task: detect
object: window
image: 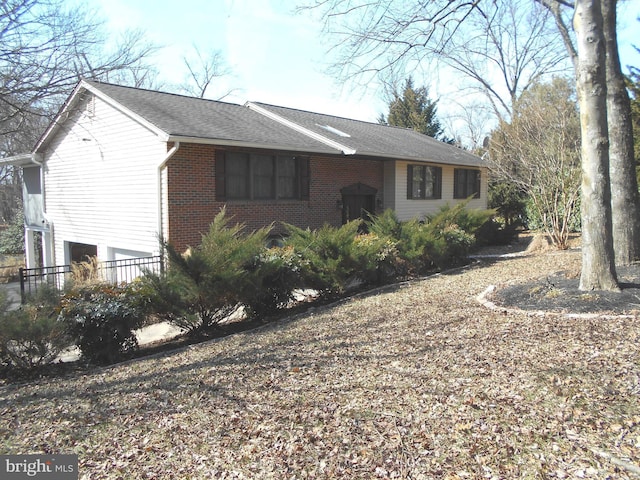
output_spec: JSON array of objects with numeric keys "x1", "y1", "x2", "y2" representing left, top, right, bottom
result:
[
  {"x1": 216, "y1": 152, "x2": 310, "y2": 201},
  {"x1": 277, "y1": 156, "x2": 298, "y2": 199},
  {"x1": 225, "y1": 152, "x2": 250, "y2": 199},
  {"x1": 253, "y1": 154, "x2": 274, "y2": 199},
  {"x1": 68, "y1": 242, "x2": 97, "y2": 264},
  {"x1": 407, "y1": 164, "x2": 442, "y2": 199},
  {"x1": 454, "y1": 168, "x2": 481, "y2": 199}
]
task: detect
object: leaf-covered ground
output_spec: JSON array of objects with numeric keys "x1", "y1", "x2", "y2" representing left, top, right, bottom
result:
[{"x1": 1, "y1": 249, "x2": 639, "y2": 479}]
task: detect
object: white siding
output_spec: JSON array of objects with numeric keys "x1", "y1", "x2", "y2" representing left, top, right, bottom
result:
[
  {"x1": 43, "y1": 94, "x2": 166, "y2": 265},
  {"x1": 393, "y1": 161, "x2": 488, "y2": 221},
  {"x1": 383, "y1": 160, "x2": 396, "y2": 210}
]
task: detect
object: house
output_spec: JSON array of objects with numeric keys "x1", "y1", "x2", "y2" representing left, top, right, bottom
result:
[{"x1": 2, "y1": 80, "x2": 487, "y2": 270}]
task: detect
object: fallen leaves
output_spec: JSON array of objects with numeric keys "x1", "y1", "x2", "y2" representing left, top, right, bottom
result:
[{"x1": 0, "y1": 249, "x2": 639, "y2": 478}]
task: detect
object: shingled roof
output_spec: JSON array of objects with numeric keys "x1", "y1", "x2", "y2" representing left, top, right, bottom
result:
[
  {"x1": 247, "y1": 102, "x2": 484, "y2": 167},
  {"x1": 36, "y1": 80, "x2": 485, "y2": 168}
]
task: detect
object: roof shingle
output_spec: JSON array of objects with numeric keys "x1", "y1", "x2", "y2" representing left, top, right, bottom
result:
[{"x1": 69, "y1": 81, "x2": 485, "y2": 167}]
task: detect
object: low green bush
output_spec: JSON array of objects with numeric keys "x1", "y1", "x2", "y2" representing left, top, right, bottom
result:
[
  {"x1": 243, "y1": 245, "x2": 304, "y2": 319},
  {"x1": 422, "y1": 202, "x2": 494, "y2": 268},
  {"x1": 58, "y1": 282, "x2": 150, "y2": 365},
  {"x1": 351, "y1": 232, "x2": 399, "y2": 285},
  {"x1": 475, "y1": 218, "x2": 520, "y2": 246},
  {"x1": 146, "y1": 209, "x2": 272, "y2": 334},
  {"x1": 0, "y1": 286, "x2": 69, "y2": 371},
  {"x1": 284, "y1": 221, "x2": 399, "y2": 297},
  {"x1": 369, "y1": 204, "x2": 493, "y2": 273},
  {"x1": 145, "y1": 204, "x2": 493, "y2": 336},
  {"x1": 285, "y1": 221, "x2": 359, "y2": 297},
  {"x1": 368, "y1": 210, "x2": 430, "y2": 275}
]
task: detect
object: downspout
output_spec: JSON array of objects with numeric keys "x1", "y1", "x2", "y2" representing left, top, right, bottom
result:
[
  {"x1": 157, "y1": 142, "x2": 180, "y2": 254},
  {"x1": 30, "y1": 154, "x2": 56, "y2": 267}
]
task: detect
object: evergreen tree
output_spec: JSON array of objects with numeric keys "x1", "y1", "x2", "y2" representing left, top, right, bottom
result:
[{"x1": 379, "y1": 78, "x2": 452, "y2": 143}]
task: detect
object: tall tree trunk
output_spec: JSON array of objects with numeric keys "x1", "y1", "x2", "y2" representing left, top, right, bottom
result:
[
  {"x1": 574, "y1": 0, "x2": 619, "y2": 291},
  {"x1": 602, "y1": 0, "x2": 640, "y2": 266}
]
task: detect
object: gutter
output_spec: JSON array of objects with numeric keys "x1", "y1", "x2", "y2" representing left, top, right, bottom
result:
[
  {"x1": 164, "y1": 135, "x2": 337, "y2": 155},
  {"x1": 0, "y1": 153, "x2": 42, "y2": 167},
  {"x1": 157, "y1": 141, "x2": 180, "y2": 251}
]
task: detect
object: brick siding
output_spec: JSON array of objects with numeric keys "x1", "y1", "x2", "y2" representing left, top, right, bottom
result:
[{"x1": 165, "y1": 143, "x2": 384, "y2": 251}]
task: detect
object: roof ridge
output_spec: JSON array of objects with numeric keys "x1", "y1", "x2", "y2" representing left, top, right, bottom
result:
[
  {"x1": 247, "y1": 102, "x2": 356, "y2": 155},
  {"x1": 83, "y1": 79, "x2": 244, "y2": 108},
  {"x1": 249, "y1": 101, "x2": 383, "y2": 126},
  {"x1": 249, "y1": 100, "x2": 451, "y2": 138}
]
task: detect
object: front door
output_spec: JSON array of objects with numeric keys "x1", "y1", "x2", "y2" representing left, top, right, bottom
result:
[{"x1": 340, "y1": 183, "x2": 377, "y2": 224}]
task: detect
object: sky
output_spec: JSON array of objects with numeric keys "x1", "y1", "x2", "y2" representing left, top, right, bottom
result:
[
  {"x1": 93, "y1": 0, "x2": 386, "y2": 120},
  {"x1": 92, "y1": 0, "x2": 640, "y2": 142}
]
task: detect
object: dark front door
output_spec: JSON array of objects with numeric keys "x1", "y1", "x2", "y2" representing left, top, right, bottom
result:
[
  {"x1": 342, "y1": 194, "x2": 375, "y2": 223},
  {"x1": 340, "y1": 183, "x2": 378, "y2": 224}
]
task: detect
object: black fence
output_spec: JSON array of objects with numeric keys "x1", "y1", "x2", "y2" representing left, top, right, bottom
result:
[{"x1": 19, "y1": 255, "x2": 164, "y2": 303}]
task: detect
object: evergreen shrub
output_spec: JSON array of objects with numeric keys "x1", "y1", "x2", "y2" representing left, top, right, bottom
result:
[
  {"x1": 59, "y1": 282, "x2": 150, "y2": 365},
  {"x1": 243, "y1": 245, "x2": 304, "y2": 319},
  {"x1": 0, "y1": 286, "x2": 68, "y2": 371},
  {"x1": 423, "y1": 203, "x2": 494, "y2": 267},
  {"x1": 285, "y1": 221, "x2": 367, "y2": 297},
  {"x1": 146, "y1": 209, "x2": 272, "y2": 334}
]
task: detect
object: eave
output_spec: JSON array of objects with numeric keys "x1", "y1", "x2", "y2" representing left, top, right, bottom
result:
[{"x1": 0, "y1": 153, "x2": 44, "y2": 167}]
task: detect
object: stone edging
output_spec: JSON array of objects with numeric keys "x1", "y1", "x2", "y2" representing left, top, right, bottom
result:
[{"x1": 476, "y1": 284, "x2": 638, "y2": 320}]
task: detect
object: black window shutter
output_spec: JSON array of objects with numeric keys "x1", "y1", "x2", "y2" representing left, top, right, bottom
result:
[
  {"x1": 475, "y1": 170, "x2": 481, "y2": 198},
  {"x1": 407, "y1": 165, "x2": 414, "y2": 199},
  {"x1": 453, "y1": 169, "x2": 460, "y2": 198},
  {"x1": 435, "y1": 167, "x2": 442, "y2": 199},
  {"x1": 299, "y1": 157, "x2": 310, "y2": 200},
  {"x1": 216, "y1": 151, "x2": 226, "y2": 200}
]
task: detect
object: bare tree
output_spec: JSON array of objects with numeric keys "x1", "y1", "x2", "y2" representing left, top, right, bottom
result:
[
  {"x1": 179, "y1": 46, "x2": 236, "y2": 100},
  {"x1": 538, "y1": 0, "x2": 639, "y2": 271},
  {"x1": 573, "y1": 0, "x2": 618, "y2": 290},
  {"x1": 489, "y1": 77, "x2": 581, "y2": 249},
  {"x1": 302, "y1": 0, "x2": 569, "y2": 122},
  {"x1": 602, "y1": 0, "x2": 640, "y2": 266}
]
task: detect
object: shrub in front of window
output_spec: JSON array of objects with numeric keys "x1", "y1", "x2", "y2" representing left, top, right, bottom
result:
[
  {"x1": 423, "y1": 202, "x2": 494, "y2": 267},
  {"x1": 149, "y1": 208, "x2": 272, "y2": 335},
  {"x1": 369, "y1": 205, "x2": 493, "y2": 273},
  {"x1": 352, "y1": 233, "x2": 399, "y2": 285},
  {"x1": 243, "y1": 245, "x2": 305, "y2": 319},
  {"x1": 368, "y1": 209, "x2": 433, "y2": 275}
]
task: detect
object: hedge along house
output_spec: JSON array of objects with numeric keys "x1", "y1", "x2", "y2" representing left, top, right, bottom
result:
[{"x1": 1, "y1": 80, "x2": 487, "y2": 270}]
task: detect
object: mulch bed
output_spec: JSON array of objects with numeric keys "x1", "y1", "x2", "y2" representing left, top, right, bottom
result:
[{"x1": 491, "y1": 263, "x2": 640, "y2": 315}]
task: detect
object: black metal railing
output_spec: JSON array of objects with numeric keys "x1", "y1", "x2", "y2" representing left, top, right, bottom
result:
[{"x1": 19, "y1": 255, "x2": 164, "y2": 303}]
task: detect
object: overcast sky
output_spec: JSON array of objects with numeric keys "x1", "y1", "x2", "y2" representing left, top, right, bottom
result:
[{"x1": 93, "y1": 0, "x2": 640, "y2": 140}]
